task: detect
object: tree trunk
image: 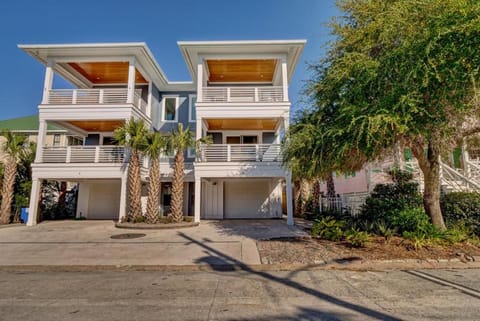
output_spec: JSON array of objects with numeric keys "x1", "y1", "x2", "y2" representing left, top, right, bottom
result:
[
  {"x1": 0, "y1": 158, "x2": 17, "y2": 224},
  {"x1": 57, "y1": 181, "x2": 67, "y2": 212},
  {"x1": 326, "y1": 172, "x2": 336, "y2": 198},
  {"x1": 312, "y1": 178, "x2": 321, "y2": 210},
  {"x1": 411, "y1": 139, "x2": 446, "y2": 230},
  {"x1": 128, "y1": 151, "x2": 142, "y2": 222},
  {"x1": 170, "y1": 148, "x2": 184, "y2": 223},
  {"x1": 299, "y1": 179, "x2": 310, "y2": 215},
  {"x1": 146, "y1": 158, "x2": 160, "y2": 223},
  {"x1": 293, "y1": 180, "x2": 302, "y2": 217}
]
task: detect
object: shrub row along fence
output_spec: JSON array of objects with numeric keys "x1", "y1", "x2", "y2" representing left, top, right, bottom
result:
[{"x1": 318, "y1": 192, "x2": 369, "y2": 216}]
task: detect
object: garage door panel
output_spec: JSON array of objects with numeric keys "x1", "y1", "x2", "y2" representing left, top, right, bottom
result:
[
  {"x1": 88, "y1": 181, "x2": 121, "y2": 220},
  {"x1": 224, "y1": 180, "x2": 270, "y2": 219}
]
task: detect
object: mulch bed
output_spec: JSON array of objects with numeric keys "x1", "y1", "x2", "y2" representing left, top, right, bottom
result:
[{"x1": 257, "y1": 236, "x2": 480, "y2": 264}]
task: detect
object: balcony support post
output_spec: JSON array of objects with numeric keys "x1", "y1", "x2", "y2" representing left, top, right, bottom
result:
[
  {"x1": 27, "y1": 178, "x2": 42, "y2": 226},
  {"x1": 194, "y1": 177, "x2": 201, "y2": 223},
  {"x1": 147, "y1": 81, "x2": 152, "y2": 117},
  {"x1": 127, "y1": 58, "x2": 136, "y2": 104},
  {"x1": 35, "y1": 120, "x2": 47, "y2": 163},
  {"x1": 281, "y1": 56, "x2": 289, "y2": 102},
  {"x1": 66, "y1": 146, "x2": 72, "y2": 163},
  {"x1": 118, "y1": 171, "x2": 128, "y2": 223},
  {"x1": 41, "y1": 59, "x2": 54, "y2": 104},
  {"x1": 227, "y1": 145, "x2": 231, "y2": 162},
  {"x1": 286, "y1": 172, "x2": 294, "y2": 226},
  {"x1": 197, "y1": 58, "x2": 204, "y2": 102}
]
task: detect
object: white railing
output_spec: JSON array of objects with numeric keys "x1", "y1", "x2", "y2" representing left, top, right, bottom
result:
[
  {"x1": 319, "y1": 192, "x2": 369, "y2": 216},
  {"x1": 440, "y1": 161, "x2": 480, "y2": 192},
  {"x1": 197, "y1": 144, "x2": 281, "y2": 162},
  {"x1": 46, "y1": 89, "x2": 147, "y2": 113},
  {"x1": 42, "y1": 146, "x2": 125, "y2": 164},
  {"x1": 201, "y1": 86, "x2": 284, "y2": 103}
]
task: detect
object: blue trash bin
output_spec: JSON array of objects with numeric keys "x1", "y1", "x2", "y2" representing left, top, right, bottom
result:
[{"x1": 20, "y1": 208, "x2": 29, "y2": 224}]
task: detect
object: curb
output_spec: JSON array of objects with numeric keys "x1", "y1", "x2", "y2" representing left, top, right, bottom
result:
[
  {"x1": 1, "y1": 259, "x2": 479, "y2": 273},
  {"x1": 115, "y1": 222, "x2": 199, "y2": 230}
]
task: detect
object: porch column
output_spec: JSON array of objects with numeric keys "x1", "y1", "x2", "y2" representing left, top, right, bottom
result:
[
  {"x1": 35, "y1": 120, "x2": 47, "y2": 163},
  {"x1": 281, "y1": 56, "x2": 289, "y2": 102},
  {"x1": 197, "y1": 57, "x2": 203, "y2": 102},
  {"x1": 194, "y1": 177, "x2": 201, "y2": 223},
  {"x1": 41, "y1": 59, "x2": 54, "y2": 104},
  {"x1": 118, "y1": 173, "x2": 128, "y2": 222},
  {"x1": 462, "y1": 138, "x2": 470, "y2": 177},
  {"x1": 127, "y1": 58, "x2": 136, "y2": 104},
  {"x1": 286, "y1": 172, "x2": 294, "y2": 226},
  {"x1": 147, "y1": 81, "x2": 153, "y2": 118},
  {"x1": 27, "y1": 178, "x2": 42, "y2": 226}
]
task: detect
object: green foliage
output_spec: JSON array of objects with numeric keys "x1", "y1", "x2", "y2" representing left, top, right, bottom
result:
[
  {"x1": 440, "y1": 192, "x2": 480, "y2": 235},
  {"x1": 345, "y1": 228, "x2": 370, "y2": 247},
  {"x1": 390, "y1": 208, "x2": 431, "y2": 234},
  {"x1": 113, "y1": 117, "x2": 148, "y2": 152},
  {"x1": 443, "y1": 222, "x2": 477, "y2": 244},
  {"x1": 359, "y1": 169, "x2": 422, "y2": 222},
  {"x1": 311, "y1": 216, "x2": 345, "y2": 241}
]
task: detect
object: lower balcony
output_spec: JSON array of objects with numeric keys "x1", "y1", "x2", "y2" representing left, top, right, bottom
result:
[
  {"x1": 197, "y1": 144, "x2": 282, "y2": 162},
  {"x1": 41, "y1": 146, "x2": 125, "y2": 164}
]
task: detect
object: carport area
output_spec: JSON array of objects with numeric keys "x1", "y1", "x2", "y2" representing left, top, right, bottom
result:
[{"x1": 0, "y1": 220, "x2": 306, "y2": 266}]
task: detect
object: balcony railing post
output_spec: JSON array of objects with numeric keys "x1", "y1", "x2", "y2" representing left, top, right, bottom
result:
[
  {"x1": 254, "y1": 88, "x2": 259, "y2": 102},
  {"x1": 99, "y1": 89, "x2": 104, "y2": 104},
  {"x1": 94, "y1": 146, "x2": 100, "y2": 163},
  {"x1": 227, "y1": 145, "x2": 231, "y2": 162},
  {"x1": 255, "y1": 144, "x2": 260, "y2": 161},
  {"x1": 72, "y1": 90, "x2": 77, "y2": 104},
  {"x1": 66, "y1": 146, "x2": 71, "y2": 163},
  {"x1": 227, "y1": 88, "x2": 231, "y2": 102}
]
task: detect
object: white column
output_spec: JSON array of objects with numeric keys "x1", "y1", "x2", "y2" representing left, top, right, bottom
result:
[
  {"x1": 196, "y1": 117, "x2": 203, "y2": 140},
  {"x1": 41, "y1": 59, "x2": 54, "y2": 104},
  {"x1": 281, "y1": 57, "x2": 289, "y2": 102},
  {"x1": 118, "y1": 173, "x2": 128, "y2": 222},
  {"x1": 197, "y1": 59, "x2": 204, "y2": 102},
  {"x1": 462, "y1": 138, "x2": 471, "y2": 177},
  {"x1": 147, "y1": 81, "x2": 153, "y2": 118},
  {"x1": 194, "y1": 177, "x2": 201, "y2": 223},
  {"x1": 286, "y1": 172, "x2": 294, "y2": 226},
  {"x1": 35, "y1": 120, "x2": 47, "y2": 163},
  {"x1": 76, "y1": 182, "x2": 90, "y2": 219},
  {"x1": 127, "y1": 58, "x2": 136, "y2": 104},
  {"x1": 27, "y1": 178, "x2": 41, "y2": 226}
]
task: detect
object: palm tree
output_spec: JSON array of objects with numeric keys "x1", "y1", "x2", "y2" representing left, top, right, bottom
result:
[
  {"x1": 144, "y1": 131, "x2": 168, "y2": 223},
  {"x1": 113, "y1": 118, "x2": 148, "y2": 222},
  {"x1": 169, "y1": 124, "x2": 211, "y2": 223},
  {"x1": 0, "y1": 131, "x2": 27, "y2": 224}
]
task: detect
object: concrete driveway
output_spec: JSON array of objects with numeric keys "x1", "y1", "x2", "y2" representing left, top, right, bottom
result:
[{"x1": 0, "y1": 219, "x2": 306, "y2": 266}]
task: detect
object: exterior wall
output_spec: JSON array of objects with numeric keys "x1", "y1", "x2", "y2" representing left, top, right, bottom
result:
[{"x1": 320, "y1": 170, "x2": 369, "y2": 195}]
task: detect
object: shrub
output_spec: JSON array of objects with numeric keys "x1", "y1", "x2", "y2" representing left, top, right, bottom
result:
[
  {"x1": 440, "y1": 192, "x2": 480, "y2": 235},
  {"x1": 311, "y1": 216, "x2": 345, "y2": 241},
  {"x1": 443, "y1": 221, "x2": 478, "y2": 244},
  {"x1": 390, "y1": 207, "x2": 431, "y2": 233},
  {"x1": 345, "y1": 228, "x2": 370, "y2": 247},
  {"x1": 359, "y1": 169, "x2": 422, "y2": 223}
]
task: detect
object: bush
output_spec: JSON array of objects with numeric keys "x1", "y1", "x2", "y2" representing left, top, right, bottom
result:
[
  {"x1": 359, "y1": 169, "x2": 422, "y2": 223},
  {"x1": 441, "y1": 192, "x2": 480, "y2": 235},
  {"x1": 390, "y1": 207, "x2": 431, "y2": 233},
  {"x1": 345, "y1": 228, "x2": 370, "y2": 247},
  {"x1": 311, "y1": 216, "x2": 345, "y2": 241}
]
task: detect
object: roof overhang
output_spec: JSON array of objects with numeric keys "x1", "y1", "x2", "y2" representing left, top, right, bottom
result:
[
  {"x1": 18, "y1": 43, "x2": 175, "y2": 90},
  {"x1": 178, "y1": 40, "x2": 306, "y2": 84}
]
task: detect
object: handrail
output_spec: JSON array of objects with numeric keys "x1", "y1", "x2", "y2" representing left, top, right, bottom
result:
[
  {"x1": 440, "y1": 161, "x2": 480, "y2": 192},
  {"x1": 42, "y1": 146, "x2": 125, "y2": 164},
  {"x1": 200, "y1": 86, "x2": 284, "y2": 103},
  {"x1": 197, "y1": 144, "x2": 282, "y2": 162}
]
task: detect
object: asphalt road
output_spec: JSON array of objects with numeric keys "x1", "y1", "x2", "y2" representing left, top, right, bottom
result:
[{"x1": 0, "y1": 268, "x2": 479, "y2": 321}]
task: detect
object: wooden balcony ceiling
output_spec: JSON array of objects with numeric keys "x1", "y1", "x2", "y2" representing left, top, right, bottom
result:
[
  {"x1": 207, "y1": 59, "x2": 276, "y2": 83},
  {"x1": 67, "y1": 120, "x2": 124, "y2": 132},
  {"x1": 68, "y1": 62, "x2": 147, "y2": 84},
  {"x1": 207, "y1": 118, "x2": 277, "y2": 130}
]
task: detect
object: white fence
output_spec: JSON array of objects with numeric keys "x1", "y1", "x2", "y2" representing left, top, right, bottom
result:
[
  {"x1": 197, "y1": 144, "x2": 281, "y2": 162},
  {"x1": 42, "y1": 146, "x2": 125, "y2": 163},
  {"x1": 318, "y1": 192, "x2": 369, "y2": 216},
  {"x1": 201, "y1": 86, "x2": 284, "y2": 103}
]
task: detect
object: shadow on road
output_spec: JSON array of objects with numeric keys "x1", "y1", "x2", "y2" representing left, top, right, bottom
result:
[{"x1": 181, "y1": 232, "x2": 402, "y2": 321}]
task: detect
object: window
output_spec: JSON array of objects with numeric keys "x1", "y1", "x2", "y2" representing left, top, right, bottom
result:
[
  {"x1": 187, "y1": 147, "x2": 196, "y2": 158},
  {"x1": 162, "y1": 96, "x2": 178, "y2": 121},
  {"x1": 188, "y1": 95, "x2": 197, "y2": 122},
  {"x1": 53, "y1": 134, "x2": 61, "y2": 146}
]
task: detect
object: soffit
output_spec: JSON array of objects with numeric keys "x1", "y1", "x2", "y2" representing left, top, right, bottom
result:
[
  {"x1": 206, "y1": 59, "x2": 276, "y2": 83},
  {"x1": 206, "y1": 118, "x2": 277, "y2": 130}
]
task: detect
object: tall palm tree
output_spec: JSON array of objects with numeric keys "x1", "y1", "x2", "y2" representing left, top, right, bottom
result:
[
  {"x1": 0, "y1": 131, "x2": 27, "y2": 224},
  {"x1": 144, "y1": 131, "x2": 168, "y2": 223},
  {"x1": 113, "y1": 118, "x2": 148, "y2": 222},
  {"x1": 169, "y1": 124, "x2": 211, "y2": 223}
]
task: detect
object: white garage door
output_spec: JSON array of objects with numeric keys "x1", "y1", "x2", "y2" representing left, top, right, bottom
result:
[
  {"x1": 88, "y1": 181, "x2": 121, "y2": 220},
  {"x1": 224, "y1": 179, "x2": 270, "y2": 219}
]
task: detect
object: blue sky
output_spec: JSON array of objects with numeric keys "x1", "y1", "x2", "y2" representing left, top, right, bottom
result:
[{"x1": 0, "y1": 0, "x2": 339, "y2": 120}]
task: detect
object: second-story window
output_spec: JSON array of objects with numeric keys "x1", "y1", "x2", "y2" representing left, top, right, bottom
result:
[
  {"x1": 53, "y1": 134, "x2": 61, "y2": 146},
  {"x1": 162, "y1": 96, "x2": 178, "y2": 122},
  {"x1": 189, "y1": 94, "x2": 197, "y2": 122}
]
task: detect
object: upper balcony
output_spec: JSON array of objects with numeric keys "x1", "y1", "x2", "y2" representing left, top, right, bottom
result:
[{"x1": 200, "y1": 86, "x2": 285, "y2": 104}]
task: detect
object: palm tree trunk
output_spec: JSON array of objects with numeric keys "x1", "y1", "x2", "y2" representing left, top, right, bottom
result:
[
  {"x1": 170, "y1": 148, "x2": 184, "y2": 223},
  {"x1": 312, "y1": 178, "x2": 321, "y2": 210},
  {"x1": 146, "y1": 158, "x2": 160, "y2": 223},
  {"x1": 0, "y1": 158, "x2": 17, "y2": 224},
  {"x1": 128, "y1": 151, "x2": 142, "y2": 222}
]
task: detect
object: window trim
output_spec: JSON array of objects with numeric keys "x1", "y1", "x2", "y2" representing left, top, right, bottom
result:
[
  {"x1": 188, "y1": 94, "x2": 197, "y2": 123},
  {"x1": 161, "y1": 95, "x2": 179, "y2": 122}
]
